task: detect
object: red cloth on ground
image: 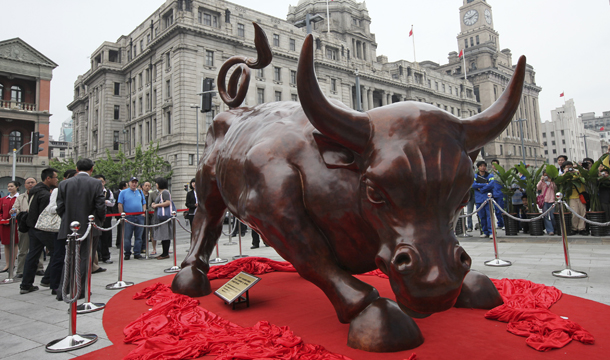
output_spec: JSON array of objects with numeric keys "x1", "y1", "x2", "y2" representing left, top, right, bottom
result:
[
  {"x1": 486, "y1": 278, "x2": 594, "y2": 351},
  {"x1": 0, "y1": 195, "x2": 18, "y2": 245},
  {"x1": 206, "y1": 257, "x2": 296, "y2": 280},
  {"x1": 126, "y1": 283, "x2": 352, "y2": 360}
]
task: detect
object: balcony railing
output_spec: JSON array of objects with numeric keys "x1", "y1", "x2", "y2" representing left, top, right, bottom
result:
[
  {"x1": 0, "y1": 100, "x2": 38, "y2": 111},
  {"x1": 0, "y1": 154, "x2": 34, "y2": 164}
]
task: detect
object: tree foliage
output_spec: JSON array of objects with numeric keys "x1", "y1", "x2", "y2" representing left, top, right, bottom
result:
[{"x1": 49, "y1": 158, "x2": 77, "y2": 181}]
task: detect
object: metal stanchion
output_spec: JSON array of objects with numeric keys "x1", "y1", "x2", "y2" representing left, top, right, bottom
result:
[
  {"x1": 232, "y1": 227, "x2": 248, "y2": 260},
  {"x1": 144, "y1": 209, "x2": 152, "y2": 259},
  {"x1": 458, "y1": 208, "x2": 472, "y2": 238},
  {"x1": 46, "y1": 222, "x2": 98, "y2": 352},
  {"x1": 224, "y1": 213, "x2": 237, "y2": 245},
  {"x1": 164, "y1": 211, "x2": 181, "y2": 273},
  {"x1": 1, "y1": 217, "x2": 17, "y2": 284},
  {"x1": 106, "y1": 213, "x2": 134, "y2": 289},
  {"x1": 77, "y1": 216, "x2": 105, "y2": 314},
  {"x1": 553, "y1": 193, "x2": 587, "y2": 278},
  {"x1": 209, "y1": 242, "x2": 228, "y2": 264},
  {"x1": 484, "y1": 194, "x2": 512, "y2": 267}
]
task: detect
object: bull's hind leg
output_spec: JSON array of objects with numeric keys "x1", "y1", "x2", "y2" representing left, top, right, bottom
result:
[
  {"x1": 171, "y1": 174, "x2": 226, "y2": 297},
  {"x1": 247, "y1": 165, "x2": 422, "y2": 352}
]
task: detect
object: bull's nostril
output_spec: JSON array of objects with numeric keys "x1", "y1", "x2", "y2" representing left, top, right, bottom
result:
[{"x1": 395, "y1": 253, "x2": 412, "y2": 272}]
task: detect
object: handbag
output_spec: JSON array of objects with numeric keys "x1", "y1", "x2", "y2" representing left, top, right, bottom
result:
[
  {"x1": 16, "y1": 196, "x2": 34, "y2": 233},
  {"x1": 35, "y1": 191, "x2": 61, "y2": 232},
  {"x1": 573, "y1": 185, "x2": 588, "y2": 205},
  {"x1": 156, "y1": 190, "x2": 176, "y2": 221},
  {"x1": 536, "y1": 185, "x2": 549, "y2": 209}
]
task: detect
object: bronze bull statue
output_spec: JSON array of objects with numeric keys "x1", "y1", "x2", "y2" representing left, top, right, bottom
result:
[{"x1": 172, "y1": 23, "x2": 525, "y2": 352}]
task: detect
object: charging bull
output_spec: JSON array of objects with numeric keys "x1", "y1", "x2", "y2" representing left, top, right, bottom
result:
[{"x1": 172, "y1": 23, "x2": 525, "y2": 352}]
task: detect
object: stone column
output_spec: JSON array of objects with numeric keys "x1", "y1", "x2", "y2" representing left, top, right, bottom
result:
[
  {"x1": 362, "y1": 86, "x2": 369, "y2": 111},
  {"x1": 368, "y1": 88, "x2": 374, "y2": 109},
  {"x1": 388, "y1": 92, "x2": 394, "y2": 104},
  {"x1": 381, "y1": 91, "x2": 387, "y2": 106}
]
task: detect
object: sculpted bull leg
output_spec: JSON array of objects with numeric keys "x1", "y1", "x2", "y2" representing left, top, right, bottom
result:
[
  {"x1": 454, "y1": 270, "x2": 503, "y2": 309},
  {"x1": 171, "y1": 173, "x2": 226, "y2": 297},
  {"x1": 246, "y1": 165, "x2": 422, "y2": 352}
]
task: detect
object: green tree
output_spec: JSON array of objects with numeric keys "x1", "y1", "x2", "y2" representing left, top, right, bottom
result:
[{"x1": 49, "y1": 158, "x2": 77, "y2": 181}]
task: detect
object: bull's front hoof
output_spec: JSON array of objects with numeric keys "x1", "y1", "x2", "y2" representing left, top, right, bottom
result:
[
  {"x1": 454, "y1": 270, "x2": 503, "y2": 309},
  {"x1": 171, "y1": 265, "x2": 212, "y2": 297},
  {"x1": 347, "y1": 298, "x2": 423, "y2": 352}
]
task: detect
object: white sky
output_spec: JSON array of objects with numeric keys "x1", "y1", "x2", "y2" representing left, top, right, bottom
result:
[{"x1": 3, "y1": 0, "x2": 609, "y2": 139}]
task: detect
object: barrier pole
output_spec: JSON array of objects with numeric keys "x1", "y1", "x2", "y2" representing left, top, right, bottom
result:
[
  {"x1": 553, "y1": 193, "x2": 587, "y2": 278},
  {"x1": 484, "y1": 194, "x2": 511, "y2": 267},
  {"x1": 224, "y1": 214, "x2": 237, "y2": 245},
  {"x1": 458, "y1": 208, "x2": 472, "y2": 238},
  {"x1": 77, "y1": 216, "x2": 105, "y2": 313},
  {"x1": 164, "y1": 211, "x2": 181, "y2": 273},
  {"x1": 106, "y1": 213, "x2": 134, "y2": 289},
  {"x1": 209, "y1": 242, "x2": 228, "y2": 264},
  {"x1": 144, "y1": 209, "x2": 152, "y2": 260},
  {"x1": 46, "y1": 222, "x2": 97, "y2": 352},
  {"x1": 233, "y1": 224, "x2": 248, "y2": 260},
  {"x1": 1, "y1": 217, "x2": 17, "y2": 284}
]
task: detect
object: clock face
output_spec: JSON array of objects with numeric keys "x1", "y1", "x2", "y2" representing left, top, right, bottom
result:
[
  {"x1": 463, "y1": 9, "x2": 478, "y2": 26},
  {"x1": 485, "y1": 9, "x2": 492, "y2": 24}
]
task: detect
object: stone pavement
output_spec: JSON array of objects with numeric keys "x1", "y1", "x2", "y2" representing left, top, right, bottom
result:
[{"x1": 0, "y1": 222, "x2": 608, "y2": 359}]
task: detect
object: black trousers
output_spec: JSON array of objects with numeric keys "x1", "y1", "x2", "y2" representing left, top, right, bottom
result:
[
  {"x1": 115, "y1": 219, "x2": 122, "y2": 248},
  {"x1": 98, "y1": 223, "x2": 112, "y2": 261},
  {"x1": 252, "y1": 230, "x2": 260, "y2": 247},
  {"x1": 20, "y1": 229, "x2": 56, "y2": 289},
  {"x1": 49, "y1": 236, "x2": 66, "y2": 290}
]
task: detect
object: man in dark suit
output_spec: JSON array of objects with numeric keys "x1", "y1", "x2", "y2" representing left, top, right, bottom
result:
[{"x1": 54, "y1": 158, "x2": 106, "y2": 299}]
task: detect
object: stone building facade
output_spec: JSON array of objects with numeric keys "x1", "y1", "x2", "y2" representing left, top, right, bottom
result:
[
  {"x1": 68, "y1": 0, "x2": 537, "y2": 204},
  {"x1": 0, "y1": 37, "x2": 57, "y2": 190}
]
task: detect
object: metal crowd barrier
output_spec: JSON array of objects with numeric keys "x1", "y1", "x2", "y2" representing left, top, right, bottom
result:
[
  {"x1": 0, "y1": 217, "x2": 16, "y2": 284},
  {"x1": 46, "y1": 221, "x2": 98, "y2": 352},
  {"x1": 77, "y1": 216, "x2": 106, "y2": 313}
]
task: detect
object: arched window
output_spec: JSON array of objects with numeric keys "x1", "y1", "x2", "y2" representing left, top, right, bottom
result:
[
  {"x1": 9, "y1": 131, "x2": 23, "y2": 154},
  {"x1": 11, "y1": 85, "x2": 23, "y2": 103}
]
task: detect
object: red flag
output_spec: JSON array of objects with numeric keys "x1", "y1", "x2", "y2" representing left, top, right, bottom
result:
[
  {"x1": 409, "y1": 26, "x2": 413, "y2": 37},
  {"x1": 459, "y1": 49, "x2": 464, "y2": 58},
  {"x1": 601, "y1": 126, "x2": 605, "y2": 131},
  {"x1": 560, "y1": 92, "x2": 564, "y2": 97}
]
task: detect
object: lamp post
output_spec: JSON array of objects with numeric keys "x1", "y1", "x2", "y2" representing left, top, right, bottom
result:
[
  {"x1": 294, "y1": 13, "x2": 324, "y2": 35},
  {"x1": 515, "y1": 118, "x2": 527, "y2": 165},
  {"x1": 190, "y1": 104, "x2": 200, "y2": 161}
]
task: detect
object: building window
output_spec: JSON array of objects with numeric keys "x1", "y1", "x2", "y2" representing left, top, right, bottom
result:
[
  {"x1": 114, "y1": 82, "x2": 120, "y2": 95},
  {"x1": 201, "y1": 12, "x2": 218, "y2": 27},
  {"x1": 114, "y1": 105, "x2": 120, "y2": 119},
  {"x1": 291, "y1": 94, "x2": 298, "y2": 102},
  {"x1": 290, "y1": 70, "x2": 296, "y2": 85},
  {"x1": 153, "y1": 89, "x2": 157, "y2": 108},
  {"x1": 273, "y1": 34, "x2": 280, "y2": 47},
  {"x1": 274, "y1": 67, "x2": 281, "y2": 82},
  {"x1": 470, "y1": 37, "x2": 474, "y2": 46},
  {"x1": 166, "y1": 80, "x2": 171, "y2": 98},
  {"x1": 326, "y1": 47, "x2": 337, "y2": 60},
  {"x1": 563, "y1": 148, "x2": 567, "y2": 153},
  {"x1": 562, "y1": 139, "x2": 565, "y2": 144},
  {"x1": 442, "y1": 84, "x2": 446, "y2": 93},
  {"x1": 205, "y1": 50, "x2": 214, "y2": 66},
  {"x1": 114, "y1": 131, "x2": 119, "y2": 150},
  {"x1": 545, "y1": 150, "x2": 548, "y2": 155},
  {"x1": 435, "y1": 82, "x2": 439, "y2": 91},
  {"x1": 257, "y1": 88, "x2": 265, "y2": 104},
  {"x1": 166, "y1": 111, "x2": 172, "y2": 134},
  {"x1": 552, "y1": 140, "x2": 556, "y2": 145},
  {"x1": 145, "y1": 69, "x2": 150, "y2": 84},
  {"x1": 146, "y1": 93, "x2": 150, "y2": 111},
  {"x1": 257, "y1": 68, "x2": 264, "y2": 78},
  {"x1": 10, "y1": 85, "x2": 22, "y2": 103},
  {"x1": 476, "y1": 35, "x2": 479, "y2": 45},
  {"x1": 139, "y1": 97, "x2": 143, "y2": 115},
  {"x1": 138, "y1": 73, "x2": 143, "y2": 88},
  {"x1": 164, "y1": 10, "x2": 174, "y2": 29},
  {"x1": 499, "y1": 145, "x2": 503, "y2": 155},
  {"x1": 189, "y1": 154, "x2": 194, "y2": 165},
  {"x1": 132, "y1": 100, "x2": 136, "y2": 117},
  {"x1": 237, "y1": 23, "x2": 245, "y2": 37},
  {"x1": 275, "y1": 91, "x2": 282, "y2": 102},
  {"x1": 290, "y1": 38, "x2": 295, "y2": 51},
  {"x1": 543, "y1": 141, "x2": 547, "y2": 146},
  {"x1": 8, "y1": 131, "x2": 22, "y2": 153},
  {"x1": 166, "y1": 52, "x2": 171, "y2": 69},
  {"x1": 561, "y1": 130, "x2": 565, "y2": 135},
  {"x1": 542, "y1": 132, "x2": 546, "y2": 137},
  {"x1": 331, "y1": 78, "x2": 337, "y2": 92},
  {"x1": 140, "y1": 40, "x2": 144, "y2": 52},
  {"x1": 147, "y1": 34, "x2": 151, "y2": 44},
  {"x1": 552, "y1": 149, "x2": 557, "y2": 154}
]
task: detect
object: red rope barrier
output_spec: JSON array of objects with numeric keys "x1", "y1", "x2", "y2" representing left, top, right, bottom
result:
[{"x1": 0, "y1": 219, "x2": 10, "y2": 225}]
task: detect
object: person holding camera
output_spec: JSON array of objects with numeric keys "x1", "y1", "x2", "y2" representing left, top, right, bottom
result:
[
  {"x1": 537, "y1": 171, "x2": 557, "y2": 235},
  {"x1": 564, "y1": 161, "x2": 587, "y2": 235}
]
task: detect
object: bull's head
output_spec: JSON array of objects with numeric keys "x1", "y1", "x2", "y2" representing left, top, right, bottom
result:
[{"x1": 297, "y1": 35, "x2": 525, "y2": 316}]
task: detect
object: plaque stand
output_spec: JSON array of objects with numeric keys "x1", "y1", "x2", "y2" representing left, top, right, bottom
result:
[{"x1": 227, "y1": 290, "x2": 250, "y2": 309}]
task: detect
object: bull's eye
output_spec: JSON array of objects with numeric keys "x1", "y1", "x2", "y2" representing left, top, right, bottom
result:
[{"x1": 366, "y1": 185, "x2": 385, "y2": 204}]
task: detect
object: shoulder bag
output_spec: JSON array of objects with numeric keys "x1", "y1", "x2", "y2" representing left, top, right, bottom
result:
[
  {"x1": 156, "y1": 190, "x2": 176, "y2": 222},
  {"x1": 35, "y1": 191, "x2": 61, "y2": 233},
  {"x1": 536, "y1": 185, "x2": 549, "y2": 209},
  {"x1": 16, "y1": 196, "x2": 34, "y2": 233}
]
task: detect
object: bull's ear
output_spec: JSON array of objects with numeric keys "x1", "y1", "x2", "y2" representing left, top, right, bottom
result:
[{"x1": 313, "y1": 132, "x2": 360, "y2": 171}]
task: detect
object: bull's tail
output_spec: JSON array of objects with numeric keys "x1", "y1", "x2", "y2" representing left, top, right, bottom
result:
[{"x1": 217, "y1": 22, "x2": 272, "y2": 108}]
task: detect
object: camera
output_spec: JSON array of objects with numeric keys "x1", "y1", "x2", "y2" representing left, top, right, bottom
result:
[{"x1": 184, "y1": 184, "x2": 189, "y2": 192}]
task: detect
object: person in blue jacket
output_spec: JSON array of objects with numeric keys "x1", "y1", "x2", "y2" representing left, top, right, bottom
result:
[
  {"x1": 472, "y1": 160, "x2": 494, "y2": 238},
  {"x1": 490, "y1": 159, "x2": 505, "y2": 229}
]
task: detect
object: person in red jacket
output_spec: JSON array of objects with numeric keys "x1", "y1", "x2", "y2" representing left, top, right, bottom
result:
[{"x1": 1, "y1": 181, "x2": 19, "y2": 272}]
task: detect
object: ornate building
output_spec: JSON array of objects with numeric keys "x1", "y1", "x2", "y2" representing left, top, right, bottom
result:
[
  {"x1": 0, "y1": 37, "x2": 57, "y2": 190},
  {"x1": 69, "y1": 0, "x2": 538, "y2": 203}
]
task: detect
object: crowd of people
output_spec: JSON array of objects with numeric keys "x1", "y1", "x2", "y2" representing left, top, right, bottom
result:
[
  {"x1": 469, "y1": 150, "x2": 610, "y2": 238},
  {"x1": 0, "y1": 158, "x2": 181, "y2": 298}
]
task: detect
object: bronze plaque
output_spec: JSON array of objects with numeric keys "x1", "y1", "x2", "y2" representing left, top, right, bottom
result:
[{"x1": 214, "y1": 271, "x2": 261, "y2": 304}]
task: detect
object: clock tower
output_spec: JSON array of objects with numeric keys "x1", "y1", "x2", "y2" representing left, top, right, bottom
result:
[{"x1": 457, "y1": 0, "x2": 500, "y2": 59}]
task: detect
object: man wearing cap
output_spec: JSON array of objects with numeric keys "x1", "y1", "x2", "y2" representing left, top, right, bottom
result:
[{"x1": 117, "y1": 177, "x2": 146, "y2": 260}]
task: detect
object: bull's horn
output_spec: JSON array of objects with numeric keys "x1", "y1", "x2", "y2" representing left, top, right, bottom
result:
[
  {"x1": 297, "y1": 35, "x2": 371, "y2": 153},
  {"x1": 462, "y1": 56, "x2": 527, "y2": 152}
]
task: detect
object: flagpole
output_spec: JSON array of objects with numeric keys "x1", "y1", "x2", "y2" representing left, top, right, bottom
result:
[
  {"x1": 411, "y1": 25, "x2": 416, "y2": 63},
  {"x1": 326, "y1": 0, "x2": 330, "y2": 34},
  {"x1": 462, "y1": 51, "x2": 467, "y2": 81}
]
